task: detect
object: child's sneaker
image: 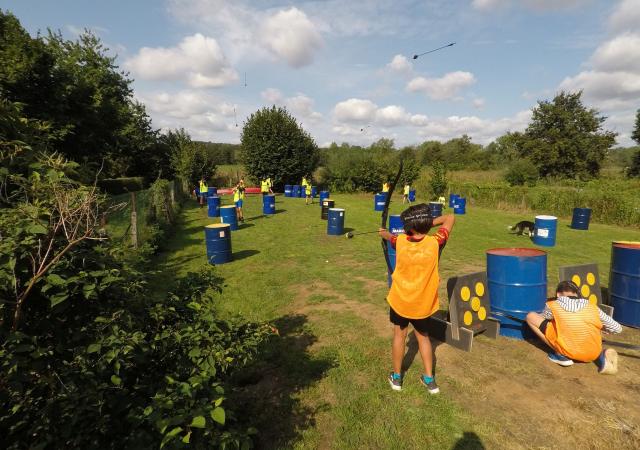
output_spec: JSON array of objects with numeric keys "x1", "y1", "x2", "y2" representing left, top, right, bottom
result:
[
  {"x1": 387, "y1": 372, "x2": 402, "y2": 391},
  {"x1": 548, "y1": 352, "x2": 574, "y2": 366},
  {"x1": 420, "y1": 375, "x2": 440, "y2": 394},
  {"x1": 598, "y1": 348, "x2": 618, "y2": 375}
]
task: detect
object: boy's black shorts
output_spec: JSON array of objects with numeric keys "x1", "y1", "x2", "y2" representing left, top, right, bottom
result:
[{"x1": 389, "y1": 307, "x2": 432, "y2": 334}]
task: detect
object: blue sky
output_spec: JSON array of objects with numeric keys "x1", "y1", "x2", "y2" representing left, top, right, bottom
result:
[{"x1": 4, "y1": 0, "x2": 640, "y2": 147}]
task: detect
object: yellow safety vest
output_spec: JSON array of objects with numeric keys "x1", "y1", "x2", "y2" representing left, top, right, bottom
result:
[
  {"x1": 305, "y1": 184, "x2": 312, "y2": 195},
  {"x1": 302, "y1": 177, "x2": 308, "y2": 187},
  {"x1": 261, "y1": 180, "x2": 269, "y2": 193},
  {"x1": 199, "y1": 181, "x2": 208, "y2": 193},
  {"x1": 404, "y1": 185, "x2": 410, "y2": 195},
  {"x1": 233, "y1": 189, "x2": 244, "y2": 202},
  {"x1": 382, "y1": 183, "x2": 390, "y2": 193}
]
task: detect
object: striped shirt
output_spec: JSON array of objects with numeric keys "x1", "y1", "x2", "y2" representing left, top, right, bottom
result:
[{"x1": 542, "y1": 296, "x2": 622, "y2": 334}]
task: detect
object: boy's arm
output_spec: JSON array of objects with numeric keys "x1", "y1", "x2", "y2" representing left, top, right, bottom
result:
[
  {"x1": 432, "y1": 214, "x2": 455, "y2": 234},
  {"x1": 378, "y1": 229, "x2": 397, "y2": 248},
  {"x1": 599, "y1": 309, "x2": 622, "y2": 334}
]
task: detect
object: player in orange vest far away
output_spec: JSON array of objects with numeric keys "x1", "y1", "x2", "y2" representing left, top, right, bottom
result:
[
  {"x1": 526, "y1": 281, "x2": 622, "y2": 374},
  {"x1": 379, "y1": 204, "x2": 455, "y2": 394}
]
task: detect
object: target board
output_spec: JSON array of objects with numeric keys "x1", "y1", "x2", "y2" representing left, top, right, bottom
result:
[
  {"x1": 427, "y1": 271, "x2": 499, "y2": 352},
  {"x1": 558, "y1": 263, "x2": 614, "y2": 316}
]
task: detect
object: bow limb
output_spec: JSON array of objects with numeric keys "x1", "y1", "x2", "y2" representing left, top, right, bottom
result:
[{"x1": 381, "y1": 160, "x2": 403, "y2": 279}]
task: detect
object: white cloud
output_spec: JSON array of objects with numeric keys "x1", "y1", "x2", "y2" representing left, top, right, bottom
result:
[
  {"x1": 471, "y1": 0, "x2": 509, "y2": 10},
  {"x1": 386, "y1": 54, "x2": 413, "y2": 74},
  {"x1": 589, "y1": 33, "x2": 640, "y2": 74},
  {"x1": 473, "y1": 0, "x2": 591, "y2": 11},
  {"x1": 333, "y1": 98, "x2": 378, "y2": 123},
  {"x1": 261, "y1": 88, "x2": 283, "y2": 104},
  {"x1": 125, "y1": 34, "x2": 238, "y2": 88},
  {"x1": 260, "y1": 8, "x2": 323, "y2": 68},
  {"x1": 407, "y1": 71, "x2": 477, "y2": 100},
  {"x1": 375, "y1": 105, "x2": 410, "y2": 126},
  {"x1": 472, "y1": 98, "x2": 486, "y2": 109},
  {"x1": 608, "y1": 0, "x2": 640, "y2": 33},
  {"x1": 286, "y1": 94, "x2": 323, "y2": 122},
  {"x1": 409, "y1": 114, "x2": 429, "y2": 126}
]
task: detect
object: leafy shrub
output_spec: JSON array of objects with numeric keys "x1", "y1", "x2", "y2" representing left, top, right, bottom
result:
[
  {"x1": 504, "y1": 159, "x2": 538, "y2": 186},
  {"x1": 429, "y1": 162, "x2": 448, "y2": 199},
  {"x1": 99, "y1": 176, "x2": 145, "y2": 194}
]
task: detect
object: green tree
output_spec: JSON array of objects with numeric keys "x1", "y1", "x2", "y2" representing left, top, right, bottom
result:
[
  {"x1": 428, "y1": 162, "x2": 448, "y2": 199},
  {"x1": 169, "y1": 128, "x2": 217, "y2": 190},
  {"x1": 521, "y1": 91, "x2": 616, "y2": 179},
  {"x1": 629, "y1": 109, "x2": 640, "y2": 177},
  {"x1": 240, "y1": 106, "x2": 319, "y2": 188},
  {"x1": 504, "y1": 159, "x2": 538, "y2": 186}
]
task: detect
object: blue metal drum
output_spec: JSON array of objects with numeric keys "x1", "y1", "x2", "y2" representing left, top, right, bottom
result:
[
  {"x1": 374, "y1": 193, "x2": 387, "y2": 211},
  {"x1": 321, "y1": 199, "x2": 335, "y2": 220},
  {"x1": 571, "y1": 207, "x2": 591, "y2": 230},
  {"x1": 299, "y1": 185, "x2": 306, "y2": 198},
  {"x1": 319, "y1": 190, "x2": 330, "y2": 206},
  {"x1": 284, "y1": 185, "x2": 292, "y2": 197},
  {"x1": 429, "y1": 202, "x2": 443, "y2": 218},
  {"x1": 208, "y1": 187, "x2": 217, "y2": 196},
  {"x1": 311, "y1": 186, "x2": 317, "y2": 198},
  {"x1": 533, "y1": 215, "x2": 557, "y2": 247},
  {"x1": 487, "y1": 248, "x2": 548, "y2": 340},
  {"x1": 219, "y1": 205, "x2": 238, "y2": 231},
  {"x1": 409, "y1": 189, "x2": 416, "y2": 202},
  {"x1": 327, "y1": 208, "x2": 345, "y2": 235},
  {"x1": 610, "y1": 242, "x2": 640, "y2": 327},
  {"x1": 207, "y1": 195, "x2": 221, "y2": 217},
  {"x1": 454, "y1": 198, "x2": 466, "y2": 215},
  {"x1": 292, "y1": 185, "x2": 300, "y2": 197},
  {"x1": 449, "y1": 193, "x2": 459, "y2": 208},
  {"x1": 262, "y1": 194, "x2": 276, "y2": 215},
  {"x1": 388, "y1": 215, "x2": 405, "y2": 281},
  {"x1": 205, "y1": 223, "x2": 232, "y2": 265}
]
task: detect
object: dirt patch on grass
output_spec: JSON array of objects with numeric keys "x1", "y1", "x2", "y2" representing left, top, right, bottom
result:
[{"x1": 435, "y1": 331, "x2": 640, "y2": 449}]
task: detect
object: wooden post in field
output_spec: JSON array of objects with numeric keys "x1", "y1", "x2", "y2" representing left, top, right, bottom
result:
[{"x1": 130, "y1": 191, "x2": 138, "y2": 249}]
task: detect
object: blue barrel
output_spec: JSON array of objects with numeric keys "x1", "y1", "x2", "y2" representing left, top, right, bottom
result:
[
  {"x1": 195, "y1": 187, "x2": 200, "y2": 197},
  {"x1": 311, "y1": 186, "x2": 317, "y2": 198},
  {"x1": 409, "y1": 190, "x2": 416, "y2": 202},
  {"x1": 284, "y1": 185, "x2": 292, "y2": 197},
  {"x1": 454, "y1": 198, "x2": 466, "y2": 215},
  {"x1": 319, "y1": 190, "x2": 330, "y2": 206},
  {"x1": 449, "y1": 193, "x2": 459, "y2": 207},
  {"x1": 298, "y1": 186, "x2": 306, "y2": 198},
  {"x1": 208, "y1": 187, "x2": 217, "y2": 196},
  {"x1": 292, "y1": 185, "x2": 300, "y2": 197},
  {"x1": 610, "y1": 242, "x2": 640, "y2": 327},
  {"x1": 262, "y1": 194, "x2": 276, "y2": 215},
  {"x1": 374, "y1": 193, "x2": 387, "y2": 212},
  {"x1": 207, "y1": 195, "x2": 221, "y2": 217},
  {"x1": 327, "y1": 208, "x2": 345, "y2": 235},
  {"x1": 487, "y1": 248, "x2": 548, "y2": 340},
  {"x1": 571, "y1": 207, "x2": 591, "y2": 230},
  {"x1": 219, "y1": 205, "x2": 238, "y2": 231},
  {"x1": 205, "y1": 223, "x2": 232, "y2": 265},
  {"x1": 533, "y1": 215, "x2": 557, "y2": 247},
  {"x1": 429, "y1": 202, "x2": 443, "y2": 218}
]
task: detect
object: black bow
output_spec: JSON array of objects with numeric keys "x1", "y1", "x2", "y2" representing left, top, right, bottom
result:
[{"x1": 381, "y1": 160, "x2": 403, "y2": 279}]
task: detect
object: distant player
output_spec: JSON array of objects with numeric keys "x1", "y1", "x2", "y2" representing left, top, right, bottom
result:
[
  {"x1": 403, "y1": 183, "x2": 411, "y2": 204},
  {"x1": 198, "y1": 178, "x2": 208, "y2": 208},
  {"x1": 233, "y1": 181, "x2": 245, "y2": 222},
  {"x1": 379, "y1": 204, "x2": 455, "y2": 394},
  {"x1": 305, "y1": 182, "x2": 312, "y2": 205},
  {"x1": 526, "y1": 281, "x2": 622, "y2": 374}
]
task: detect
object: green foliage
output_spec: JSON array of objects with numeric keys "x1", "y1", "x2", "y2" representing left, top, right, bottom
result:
[
  {"x1": 197, "y1": 142, "x2": 241, "y2": 165},
  {"x1": 169, "y1": 129, "x2": 217, "y2": 189},
  {"x1": 630, "y1": 110, "x2": 640, "y2": 177},
  {"x1": 428, "y1": 162, "x2": 448, "y2": 198},
  {"x1": 504, "y1": 159, "x2": 538, "y2": 186},
  {"x1": 99, "y1": 176, "x2": 145, "y2": 194},
  {"x1": 240, "y1": 106, "x2": 319, "y2": 188},
  {"x1": 632, "y1": 109, "x2": 640, "y2": 145},
  {"x1": 520, "y1": 91, "x2": 616, "y2": 179},
  {"x1": 148, "y1": 179, "x2": 178, "y2": 228}
]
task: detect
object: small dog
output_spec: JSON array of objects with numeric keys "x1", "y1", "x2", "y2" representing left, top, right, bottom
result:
[{"x1": 507, "y1": 221, "x2": 535, "y2": 237}]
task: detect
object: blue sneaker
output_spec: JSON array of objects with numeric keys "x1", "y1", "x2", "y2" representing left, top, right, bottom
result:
[
  {"x1": 420, "y1": 375, "x2": 440, "y2": 394},
  {"x1": 548, "y1": 352, "x2": 574, "y2": 367},
  {"x1": 388, "y1": 372, "x2": 402, "y2": 391}
]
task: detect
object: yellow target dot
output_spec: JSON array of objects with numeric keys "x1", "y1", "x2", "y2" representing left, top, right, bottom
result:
[
  {"x1": 475, "y1": 282, "x2": 485, "y2": 297},
  {"x1": 461, "y1": 286, "x2": 470, "y2": 301},
  {"x1": 588, "y1": 294, "x2": 598, "y2": 305},
  {"x1": 571, "y1": 275, "x2": 581, "y2": 286},
  {"x1": 463, "y1": 311, "x2": 473, "y2": 326},
  {"x1": 581, "y1": 284, "x2": 590, "y2": 298},
  {"x1": 586, "y1": 272, "x2": 596, "y2": 286},
  {"x1": 478, "y1": 306, "x2": 487, "y2": 321},
  {"x1": 471, "y1": 297, "x2": 481, "y2": 312}
]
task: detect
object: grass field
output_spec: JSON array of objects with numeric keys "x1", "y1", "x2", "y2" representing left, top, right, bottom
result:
[{"x1": 152, "y1": 193, "x2": 640, "y2": 449}]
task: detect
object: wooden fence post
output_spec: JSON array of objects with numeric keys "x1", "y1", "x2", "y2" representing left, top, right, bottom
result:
[{"x1": 130, "y1": 191, "x2": 138, "y2": 249}]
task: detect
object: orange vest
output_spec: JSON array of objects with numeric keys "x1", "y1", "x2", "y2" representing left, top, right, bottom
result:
[
  {"x1": 386, "y1": 234, "x2": 440, "y2": 319},
  {"x1": 545, "y1": 301, "x2": 602, "y2": 362}
]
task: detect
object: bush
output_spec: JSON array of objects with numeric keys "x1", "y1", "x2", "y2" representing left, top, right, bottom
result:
[
  {"x1": 429, "y1": 162, "x2": 448, "y2": 199},
  {"x1": 99, "y1": 177, "x2": 145, "y2": 194},
  {"x1": 504, "y1": 159, "x2": 538, "y2": 186}
]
